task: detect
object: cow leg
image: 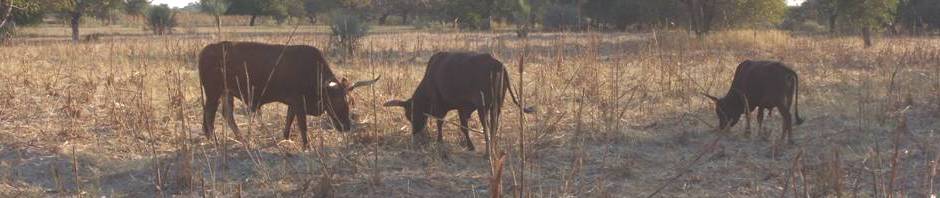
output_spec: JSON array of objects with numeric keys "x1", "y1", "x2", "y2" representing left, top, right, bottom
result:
[
  {"x1": 295, "y1": 107, "x2": 310, "y2": 149},
  {"x1": 458, "y1": 109, "x2": 475, "y2": 151},
  {"x1": 778, "y1": 105, "x2": 794, "y2": 145},
  {"x1": 436, "y1": 112, "x2": 446, "y2": 143},
  {"x1": 756, "y1": 107, "x2": 766, "y2": 141},
  {"x1": 282, "y1": 105, "x2": 296, "y2": 140},
  {"x1": 744, "y1": 109, "x2": 752, "y2": 138},
  {"x1": 221, "y1": 92, "x2": 242, "y2": 140},
  {"x1": 202, "y1": 91, "x2": 221, "y2": 139}
]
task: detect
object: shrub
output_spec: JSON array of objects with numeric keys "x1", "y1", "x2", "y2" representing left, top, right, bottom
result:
[
  {"x1": 146, "y1": 4, "x2": 177, "y2": 35},
  {"x1": 542, "y1": 4, "x2": 580, "y2": 31},
  {"x1": 0, "y1": 22, "x2": 14, "y2": 43},
  {"x1": 782, "y1": 20, "x2": 827, "y2": 34},
  {"x1": 329, "y1": 11, "x2": 370, "y2": 56}
]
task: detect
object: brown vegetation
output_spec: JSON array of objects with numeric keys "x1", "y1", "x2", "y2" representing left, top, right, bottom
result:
[{"x1": 0, "y1": 26, "x2": 938, "y2": 197}]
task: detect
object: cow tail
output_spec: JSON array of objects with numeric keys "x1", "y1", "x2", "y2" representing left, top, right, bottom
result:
[
  {"x1": 502, "y1": 65, "x2": 535, "y2": 114},
  {"x1": 792, "y1": 71, "x2": 804, "y2": 125}
]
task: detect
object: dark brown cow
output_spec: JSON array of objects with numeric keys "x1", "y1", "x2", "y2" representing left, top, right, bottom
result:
[
  {"x1": 704, "y1": 60, "x2": 804, "y2": 143},
  {"x1": 384, "y1": 52, "x2": 534, "y2": 153},
  {"x1": 198, "y1": 41, "x2": 378, "y2": 147}
]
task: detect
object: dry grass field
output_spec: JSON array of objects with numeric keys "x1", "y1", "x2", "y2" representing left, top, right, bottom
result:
[{"x1": 0, "y1": 24, "x2": 938, "y2": 197}]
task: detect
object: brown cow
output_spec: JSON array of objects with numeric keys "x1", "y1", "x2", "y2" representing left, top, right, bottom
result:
[
  {"x1": 198, "y1": 41, "x2": 378, "y2": 147},
  {"x1": 704, "y1": 60, "x2": 804, "y2": 143},
  {"x1": 384, "y1": 52, "x2": 535, "y2": 153}
]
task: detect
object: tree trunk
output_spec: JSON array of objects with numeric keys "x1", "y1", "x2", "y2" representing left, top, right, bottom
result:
[
  {"x1": 215, "y1": 15, "x2": 222, "y2": 35},
  {"x1": 828, "y1": 15, "x2": 837, "y2": 34},
  {"x1": 249, "y1": 15, "x2": 257, "y2": 26},
  {"x1": 0, "y1": 0, "x2": 12, "y2": 28},
  {"x1": 862, "y1": 27, "x2": 873, "y2": 48},
  {"x1": 402, "y1": 11, "x2": 410, "y2": 24},
  {"x1": 70, "y1": 12, "x2": 82, "y2": 42},
  {"x1": 482, "y1": 0, "x2": 494, "y2": 30},
  {"x1": 378, "y1": 13, "x2": 389, "y2": 25}
]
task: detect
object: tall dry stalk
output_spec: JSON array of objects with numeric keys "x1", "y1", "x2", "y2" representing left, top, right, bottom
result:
[{"x1": 516, "y1": 41, "x2": 528, "y2": 198}]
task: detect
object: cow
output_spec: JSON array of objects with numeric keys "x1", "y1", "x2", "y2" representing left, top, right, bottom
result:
[
  {"x1": 198, "y1": 41, "x2": 379, "y2": 148},
  {"x1": 383, "y1": 52, "x2": 535, "y2": 154},
  {"x1": 703, "y1": 60, "x2": 804, "y2": 144}
]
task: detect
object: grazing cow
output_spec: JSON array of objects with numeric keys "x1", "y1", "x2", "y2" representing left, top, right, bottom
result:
[
  {"x1": 198, "y1": 41, "x2": 379, "y2": 147},
  {"x1": 384, "y1": 52, "x2": 535, "y2": 153},
  {"x1": 704, "y1": 60, "x2": 804, "y2": 143}
]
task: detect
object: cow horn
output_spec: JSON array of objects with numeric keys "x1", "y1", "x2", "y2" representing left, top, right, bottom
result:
[
  {"x1": 702, "y1": 93, "x2": 719, "y2": 102},
  {"x1": 348, "y1": 75, "x2": 381, "y2": 91}
]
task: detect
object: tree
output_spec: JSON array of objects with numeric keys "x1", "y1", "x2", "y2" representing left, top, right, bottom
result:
[
  {"x1": 817, "y1": 0, "x2": 897, "y2": 46},
  {"x1": 45, "y1": 0, "x2": 117, "y2": 42},
  {"x1": 303, "y1": 0, "x2": 341, "y2": 24},
  {"x1": 286, "y1": 0, "x2": 306, "y2": 22},
  {"x1": 200, "y1": 0, "x2": 228, "y2": 31},
  {"x1": 846, "y1": 0, "x2": 898, "y2": 47},
  {"x1": 583, "y1": 0, "x2": 679, "y2": 30},
  {"x1": 226, "y1": 0, "x2": 266, "y2": 26},
  {"x1": 124, "y1": 0, "x2": 149, "y2": 23},
  {"x1": 730, "y1": 0, "x2": 786, "y2": 28},
  {"x1": 896, "y1": 0, "x2": 940, "y2": 34},
  {"x1": 89, "y1": 0, "x2": 124, "y2": 25},
  {"x1": 146, "y1": 4, "x2": 176, "y2": 35},
  {"x1": 374, "y1": 0, "x2": 431, "y2": 25}
]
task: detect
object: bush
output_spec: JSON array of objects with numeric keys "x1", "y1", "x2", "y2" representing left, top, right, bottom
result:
[
  {"x1": 542, "y1": 4, "x2": 580, "y2": 31},
  {"x1": 0, "y1": 23, "x2": 15, "y2": 43},
  {"x1": 329, "y1": 11, "x2": 370, "y2": 56},
  {"x1": 783, "y1": 21, "x2": 827, "y2": 34},
  {"x1": 146, "y1": 4, "x2": 177, "y2": 35}
]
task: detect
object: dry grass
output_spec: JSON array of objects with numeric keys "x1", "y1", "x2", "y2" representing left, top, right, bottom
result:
[{"x1": 0, "y1": 24, "x2": 938, "y2": 197}]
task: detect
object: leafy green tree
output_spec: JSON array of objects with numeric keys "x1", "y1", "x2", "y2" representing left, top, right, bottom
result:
[
  {"x1": 303, "y1": 0, "x2": 341, "y2": 23},
  {"x1": 1, "y1": 0, "x2": 47, "y2": 42},
  {"x1": 896, "y1": 0, "x2": 939, "y2": 34},
  {"x1": 816, "y1": 0, "x2": 897, "y2": 46},
  {"x1": 583, "y1": 0, "x2": 679, "y2": 30},
  {"x1": 226, "y1": 0, "x2": 267, "y2": 26},
  {"x1": 146, "y1": 4, "x2": 176, "y2": 35},
  {"x1": 373, "y1": 0, "x2": 432, "y2": 25},
  {"x1": 440, "y1": 0, "x2": 489, "y2": 29},
  {"x1": 89, "y1": 0, "x2": 124, "y2": 25},
  {"x1": 2, "y1": 0, "x2": 46, "y2": 27},
  {"x1": 200, "y1": 0, "x2": 228, "y2": 31},
  {"x1": 124, "y1": 0, "x2": 149, "y2": 23},
  {"x1": 846, "y1": 0, "x2": 897, "y2": 47},
  {"x1": 45, "y1": 0, "x2": 120, "y2": 42},
  {"x1": 730, "y1": 0, "x2": 786, "y2": 27}
]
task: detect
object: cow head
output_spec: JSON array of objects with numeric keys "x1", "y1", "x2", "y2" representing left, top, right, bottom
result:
[
  {"x1": 322, "y1": 76, "x2": 380, "y2": 131},
  {"x1": 704, "y1": 93, "x2": 744, "y2": 131}
]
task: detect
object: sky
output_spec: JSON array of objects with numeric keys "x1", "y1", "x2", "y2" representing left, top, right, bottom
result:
[{"x1": 152, "y1": 0, "x2": 807, "y2": 9}]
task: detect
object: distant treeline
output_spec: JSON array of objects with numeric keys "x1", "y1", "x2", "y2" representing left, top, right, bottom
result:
[{"x1": 0, "y1": 0, "x2": 937, "y2": 41}]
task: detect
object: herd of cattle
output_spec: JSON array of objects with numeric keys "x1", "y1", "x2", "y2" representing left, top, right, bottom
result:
[{"x1": 197, "y1": 41, "x2": 804, "y2": 152}]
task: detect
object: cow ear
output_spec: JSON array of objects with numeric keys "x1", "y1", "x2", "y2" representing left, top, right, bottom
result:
[
  {"x1": 702, "y1": 93, "x2": 719, "y2": 103},
  {"x1": 383, "y1": 99, "x2": 406, "y2": 107}
]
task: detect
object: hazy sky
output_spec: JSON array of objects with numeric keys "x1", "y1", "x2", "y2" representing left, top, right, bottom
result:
[{"x1": 153, "y1": 0, "x2": 807, "y2": 8}]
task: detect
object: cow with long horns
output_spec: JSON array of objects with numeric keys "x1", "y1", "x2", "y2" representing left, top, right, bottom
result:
[
  {"x1": 198, "y1": 41, "x2": 379, "y2": 148},
  {"x1": 384, "y1": 52, "x2": 535, "y2": 153}
]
